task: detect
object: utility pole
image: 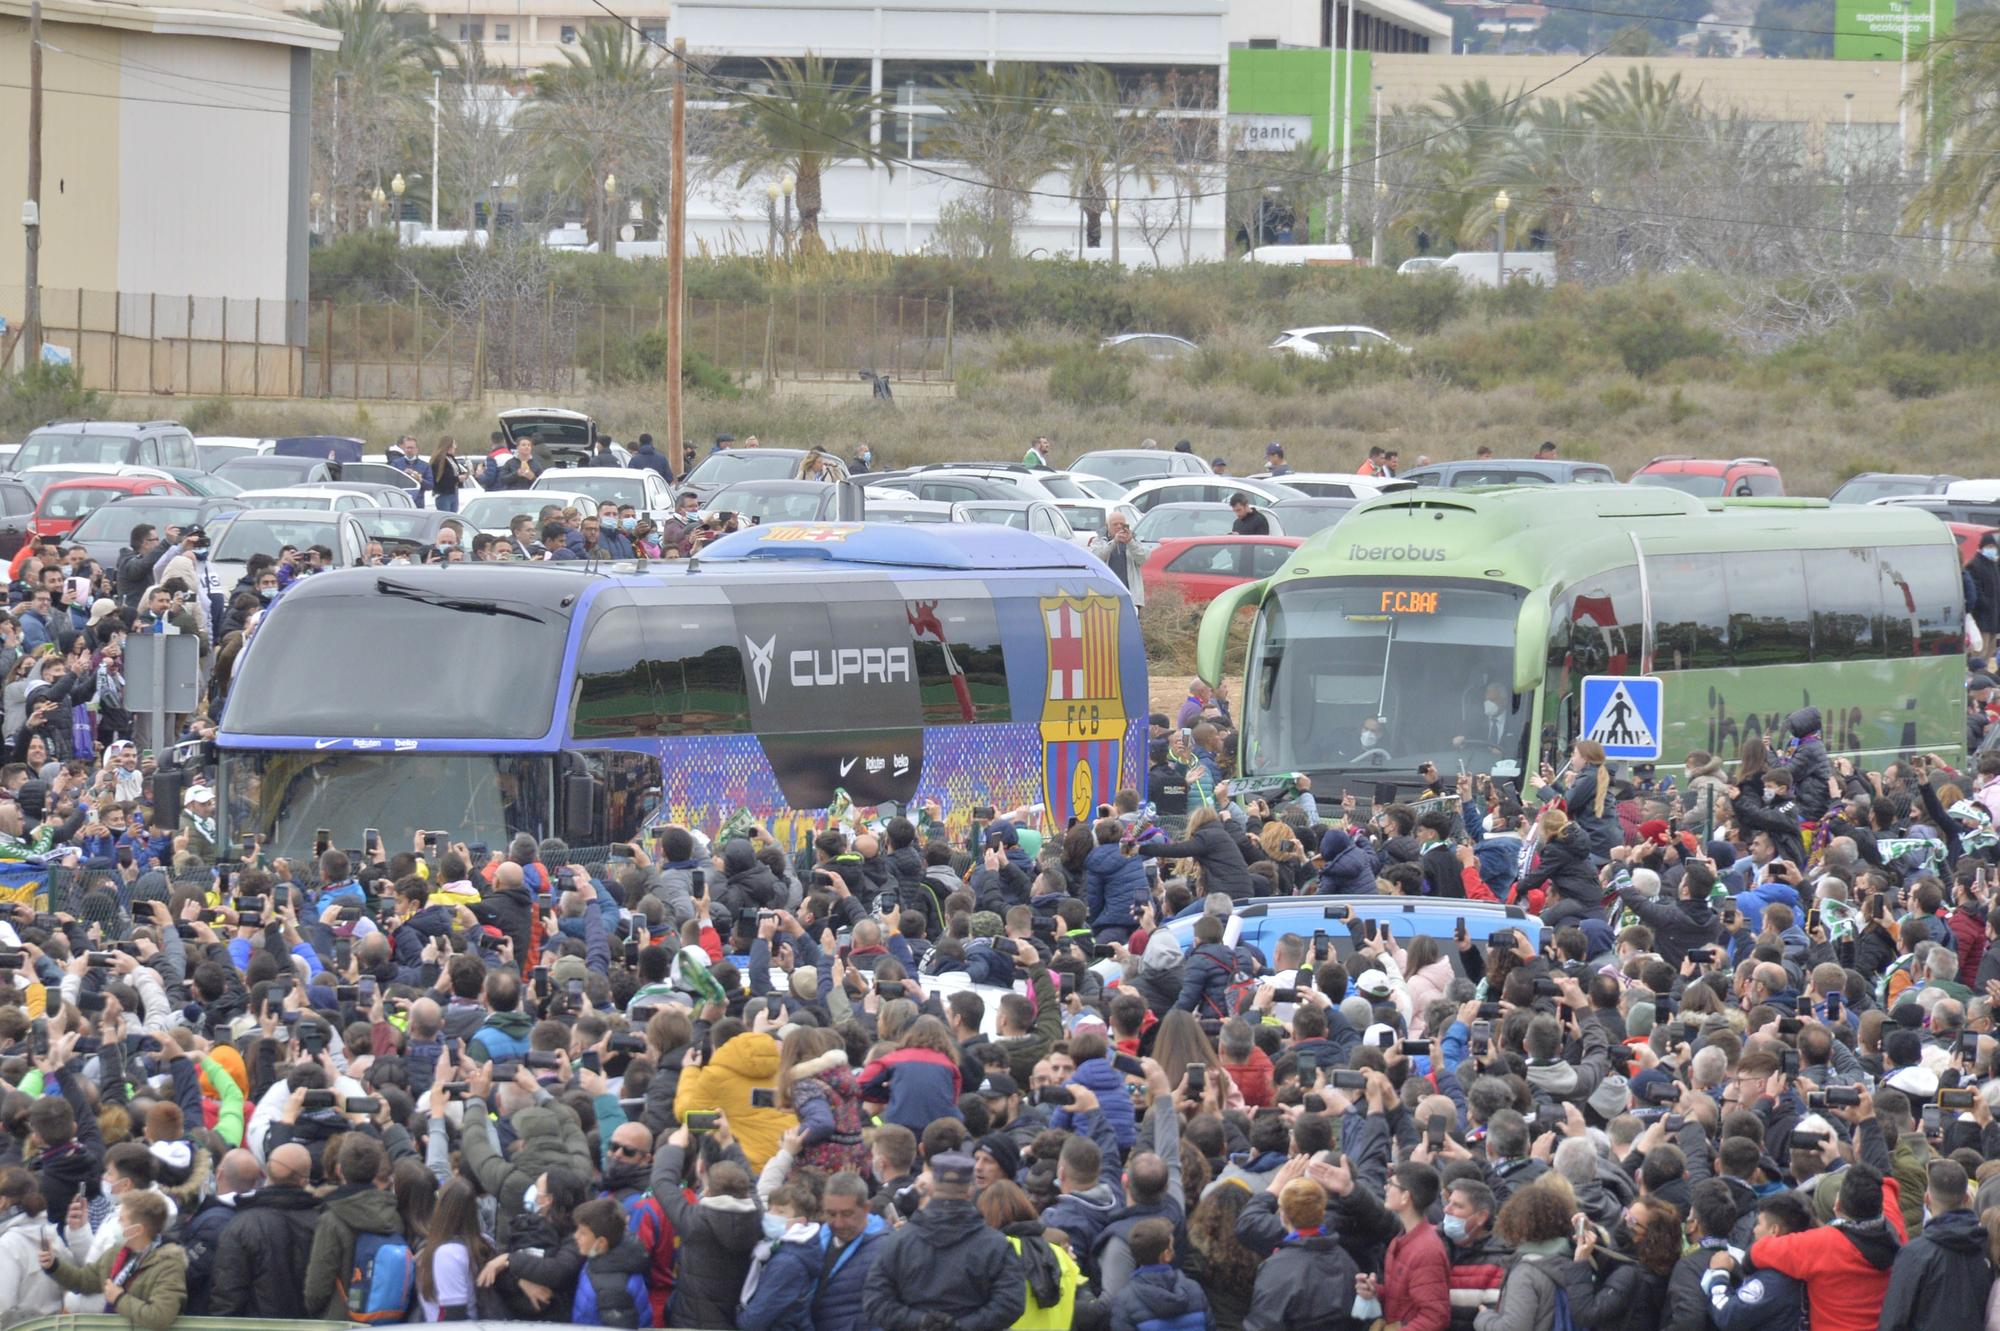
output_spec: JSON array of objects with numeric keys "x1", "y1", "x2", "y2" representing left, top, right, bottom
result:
[
  {"x1": 666, "y1": 36, "x2": 686, "y2": 448},
  {"x1": 22, "y1": 0, "x2": 44, "y2": 364},
  {"x1": 1338, "y1": 0, "x2": 1355, "y2": 245},
  {"x1": 431, "y1": 71, "x2": 441, "y2": 232}
]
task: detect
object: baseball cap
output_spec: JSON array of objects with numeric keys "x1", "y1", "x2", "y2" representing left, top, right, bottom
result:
[
  {"x1": 1355, "y1": 969, "x2": 1392, "y2": 999},
  {"x1": 931, "y1": 1153, "x2": 976, "y2": 1186},
  {"x1": 978, "y1": 1073, "x2": 1020, "y2": 1099},
  {"x1": 1265, "y1": 441, "x2": 1283, "y2": 455},
  {"x1": 1211, "y1": 457, "x2": 1229, "y2": 469},
  {"x1": 1637, "y1": 819, "x2": 1671, "y2": 845},
  {"x1": 185, "y1": 784, "x2": 215, "y2": 804}
]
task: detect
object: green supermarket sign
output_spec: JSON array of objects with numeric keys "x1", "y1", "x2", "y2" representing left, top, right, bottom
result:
[{"x1": 1835, "y1": 0, "x2": 1954, "y2": 60}]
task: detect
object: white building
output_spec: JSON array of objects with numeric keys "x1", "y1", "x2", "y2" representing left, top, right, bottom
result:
[
  {"x1": 668, "y1": 0, "x2": 1232, "y2": 263},
  {"x1": 1225, "y1": 0, "x2": 1452, "y2": 53}
]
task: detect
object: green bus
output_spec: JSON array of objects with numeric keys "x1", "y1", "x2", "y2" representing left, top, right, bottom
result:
[{"x1": 1195, "y1": 486, "x2": 1965, "y2": 798}]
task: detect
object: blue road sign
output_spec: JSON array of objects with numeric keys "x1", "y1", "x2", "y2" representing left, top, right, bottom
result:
[{"x1": 1580, "y1": 675, "x2": 1663, "y2": 761}]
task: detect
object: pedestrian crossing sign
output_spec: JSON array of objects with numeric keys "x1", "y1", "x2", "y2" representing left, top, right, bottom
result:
[{"x1": 1580, "y1": 675, "x2": 1663, "y2": 761}]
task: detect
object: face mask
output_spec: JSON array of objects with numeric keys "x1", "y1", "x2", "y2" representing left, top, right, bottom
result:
[
  {"x1": 1482, "y1": 815, "x2": 1502, "y2": 835},
  {"x1": 1985, "y1": 548, "x2": 1998, "y2": 561},
  {"x1": 258, "y1": 587, "x2": 275, "y2": 600},
  {"x1": 1439, "y1": 1214, "x2": 1469, "y2": 1243},
  {"x1": 620, "y1": 518, "x2": 636, "y2": 532},
  {"x1": 1483, "y1": 699, "x2": 1501, "y2": 718},
  {"x1": 762, "y1": 1213, "x2": 790, "y2": 1242},
  {"x1": 1361, "y1": 730, "x2": 1380, "y2": 747},
  {"x1": 522, "y1": 1184, "x2": 539, "y2": 1214}
]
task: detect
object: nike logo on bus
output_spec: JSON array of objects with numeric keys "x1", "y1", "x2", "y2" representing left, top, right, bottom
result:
[
  {"x1": 840, "y1": 757, "x2": 859, "y2": 776},
  {"x1": 315, "y1": 739, "x2": 341, "y2": 750}
]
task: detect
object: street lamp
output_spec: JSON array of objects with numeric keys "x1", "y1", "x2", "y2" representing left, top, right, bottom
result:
[
  {"x1": 389, "y1": 173, "x2": 405, "y2": 233},
  {"x1": 1493, "y1": 189, "x2": 1511, "y2": 284},
  {"x1": 371, "y1": 183, "x2": 387, "y2": 228},
  {"x1": 766, "y1": 180, "x2": 783, "y2": 256},
  {"x1": 310, "y1": 191, "x2": 323, "y2": 231},
  {"x1": 780, "y1": 173, "x2": 796, "y2": 259},
  {"x1": 1371, "y1": 180, "x2": 1387, "y2": 268}
]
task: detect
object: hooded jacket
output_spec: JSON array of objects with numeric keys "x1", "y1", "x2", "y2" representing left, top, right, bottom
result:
[
  {"x1": 300, "y1": 1184, "x2": 404, "y2": 1320},
  {"x1": 789, "y1": 1048, "x2": 870, "y2": 1177},
  {"x1": 571, "y1": 1234, "x2": 652, "y2": 1329},
  {"x1": 1618, "y1": 889, "x2": 1720, "y2": 966},
  {"x1": 807, "y1": 1215, "x2": 889, "y2": 1331},
  {"x1": 718, "y1": 843, "x2": 782, "y2": 926},
  {"x1": 1748, "y1": 1173, "x2": 1906, "y2": 1331},
  {"x1": 1140, "y1": 822, "x2": 1257, "y2": 900},
  {"x1": 48, "y1": 1239, "x2": 186, "y2": 1331},
  {"x1": 857, "y1": 1046, "x2": 964, "y2": 1135},
  {"x1": 206, "y1": 1184, "x2": 321, "y2": 1318},
  {"x1": 861, "y1": 1196, "x2": 1026, "y2": 1331},
  {"x1": 652, "y1": 1142, "x2": 763, "y2": 1331},
  {"x1": 675, "y1": 1032, "x2": 798, "y2": 1171},
  {"x1": 0, "y1": 1207, "x2": 70, "y2": 1327},
  {"x1": 460, "y1": 1096, "x2": 595, "y2": 1245},
  {"x1": 1780, "y1": 708, "x2": 1833, "y2": 823},
  {"x1": 471, "y1": 871, "x2": 536, "y2": 968},
  {"x1": 1109, "y1": 1262, "x2": 1209, "y2": 1331},
  {"x1": 1041, "y1": 1180, "x2": 1124, "y2": 1257},
  {"x1": 1518, "y1": 822, "x2": 1601, "y2": 910},
  {"x1": 1318, "y1": 828, "x2": 1377, "y2": 895},
  {"x1": 1242, "y1": 1228, "x2": 1361, "y2": 1331},
  {"x1": 1876, "y1": 1207, "x2": 1991, "y2": 1330},
  {"x1": 1174, "y1": 940, "x2": 1241, "y2": 1017},
  {"x1": 1086, "y1": 842, "x2": 1150, "y2": 933}
]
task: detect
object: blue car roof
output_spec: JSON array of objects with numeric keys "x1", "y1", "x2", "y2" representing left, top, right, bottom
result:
[{"x1": 1164, "y1": 896, "x2": 1548, "y2": 971}]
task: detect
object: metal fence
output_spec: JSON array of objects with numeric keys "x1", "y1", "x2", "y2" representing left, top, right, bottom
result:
[{"x1": 3, "y1": 285, "x2": 954, "y2": 401}]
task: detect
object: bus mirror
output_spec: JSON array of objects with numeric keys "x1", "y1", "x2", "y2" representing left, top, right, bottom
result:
[
  {"x1": 562, "y1": 773, "x2": 599, "y2": 844},
  {"x1": 836, "y1": 480, "x2": 866, "y2": 523},
  {"x1": 1513, "y1": 597, "x2": 1550, "y2": 694},
  {"x1": 150, "y1": 767, "x2": 186, "y2": 830},
  {"x1": 1196, "y1": 580, "x2": 1265, "y2": 687}
]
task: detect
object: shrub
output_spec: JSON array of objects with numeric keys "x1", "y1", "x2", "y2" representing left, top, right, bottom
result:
[
  {"x1": 1592, "y1": 290, "x2": 1726, "y2": 379},
  {"x1": 1357, "y1": 272, "x2": 1466, "y2": 336},
  {"x1": 590, "y1": 328, "x2": 739, "y2": 397},
  {"x1": 1874, "y1": 284, "x2": 2000, "y2": 356},
  {"x1": 1876, "y1": 351, "x2": 1949, "y2": 401},
  {"x1": 1048, "y1": 350, "x2": 1134, "y2": 407},
  {"x1": 0, "y1": 362, "x2": 101, "y2": 435}
]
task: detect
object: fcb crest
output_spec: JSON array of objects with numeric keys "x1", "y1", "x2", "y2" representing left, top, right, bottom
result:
[{"x1": 1038, "y1": 594, "x2": 1127, "y2": 821}]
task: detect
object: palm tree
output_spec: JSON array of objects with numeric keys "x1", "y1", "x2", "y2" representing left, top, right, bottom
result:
[
  {"x1": 1054, "y1": 66, "x2": 1154, "y2": 253},
  {"x1": 734, "y1": 54, "x2": 895, "y2": 252},
  {"x1": 296, "y1": 0, "x2": 445, "y2": 233},
  {"x1": 520, "y1": 25, "x2": 669, "y2": 246},
  {"x1": 929, "y1": 63, "x2": 1061, "y2": 258},
  {"x1": 1906, "y1": 12, "x2": 2000, "y2": 246}
]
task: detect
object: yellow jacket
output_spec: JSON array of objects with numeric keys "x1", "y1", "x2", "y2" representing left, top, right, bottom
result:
[
  {"x1": 1005, "y1": 1233, "x2": 1082, "y2": 1330},
  {"x1": 673, "y1": 1031, "x2": 797, "y2": 1171}
]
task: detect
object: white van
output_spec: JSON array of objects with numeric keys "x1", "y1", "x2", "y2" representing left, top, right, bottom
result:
[
  {"x1": 1438, "y1": 251, "x2": 1556, "y2": 287},
  {"x1": 1243, "y1": 244, "x2": 1358, "y2": 266}
]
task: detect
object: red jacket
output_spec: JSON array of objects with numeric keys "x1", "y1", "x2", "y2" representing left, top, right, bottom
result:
[
  {"x1": 1222, "y1": 1047, "x2": 1275, "y2": 1108},
  {"x1": 1948, "y1": 907, "x2": 1986, "y2": 991},
  {"x1": 1748, "y1": 1174, "x2": 1905, "y2": 1331},
  {"x1": 1383, "y1": 1220, "x2": 1451, "y2": 1331}
]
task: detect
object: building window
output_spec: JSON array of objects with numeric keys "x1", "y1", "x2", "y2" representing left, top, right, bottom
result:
[
  {"x1": 1248, "y1": 37, "x2": 1278, "y2": 47},
  {"x1": 457, "y1": 20, "x2": 483, "y2": 41},
  {"x1": 561, "y1": 24, "x2": 577, "y2": 42},
  {"x1": 639, "y1": 24, "x2": 665, "y2": 42},
  {"x1": 494, "y1": 22, "x2": 509, "y2": 40}
]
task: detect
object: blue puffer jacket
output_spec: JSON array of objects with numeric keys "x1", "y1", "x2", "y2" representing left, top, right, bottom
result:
[
  {"x1": 809, "y1": 1216, "x2": 888, "y2": 1331},
  {"x1": 1085, "y1": 842, "x2": 1148, "y2": 932},
  {"x1": 1174, "y1": 942, "x2": 1238, "y2": 1017},
  {"x1": 1317, "y1": 828, "x2": 1376, "y2": 894},
  {"x1": 737, "y1": 1232, "x2": 820, "y2": 1331},
  {"x1": 1054, "y1": 1056, "x2": 1136, "y2": 1148},
  {"x1": 856, "y1": 1047, "x2": 963, "y2": 1133}
]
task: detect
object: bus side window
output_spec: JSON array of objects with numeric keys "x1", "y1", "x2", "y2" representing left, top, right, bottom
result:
[
  {"x1": 1724, "y1": 554, "x2": 1810, "y2": 667},
  {"x1": 1649, "y1": 553, "x2": 1729, "y2": 671},
  {"x1": 1806, "y1": 549, "x2": 1883, "y2": 662},
  {"x1": 1554, "y1": 566, "x2": 1641, "y2": 680},
  {"x1": 909, "y1": 597, "x2": 1009, "y2": 725},
  {"x1": 573, "y1": 605, "x2": 663, "y2": 738},
  {"x1": 1879, "y1": 543, "x2": 1962, "y2": 658},
  {"x1": 653, "y1": 603, "x2": 751, "y2": 733}
]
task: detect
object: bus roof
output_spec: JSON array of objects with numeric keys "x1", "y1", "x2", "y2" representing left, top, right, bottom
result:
[
  {"x1": 695, "y1": 521, "x2": 1095, "y2": 571},
  {"x1": 1289, "y1": 484, "x2": 1956, "y2": 591}
]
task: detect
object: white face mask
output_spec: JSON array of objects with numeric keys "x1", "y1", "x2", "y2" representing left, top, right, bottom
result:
[
  {"x1": 1483, "y1": 699, "x2": 1501, "y2": 718},
  {"x1": 1483, "y1": 815, "x2": 1502, "y2": 835},
  {"x1": 1361, "y1": 730, "x2": 1380, "y2": 747},
  {"x1": 762, "y1": 1213, "x2": 791, "y2": 1241}
]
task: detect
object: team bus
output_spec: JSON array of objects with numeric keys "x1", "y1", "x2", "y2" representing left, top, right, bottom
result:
[
  {"x1": 1195, "y1": 486, "x2": 1965, "y2": 799},
  {"x1": 215, "y1": 523, "x2": 1145, "y2": 856}
]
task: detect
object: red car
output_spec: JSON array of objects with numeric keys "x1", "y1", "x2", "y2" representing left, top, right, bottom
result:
[
  {"x1": 1949, "y1": 521, "x2": 1996, "y2": 564},
  {"x1": 1143, "y1": 535, "x2": 1303, "y2": 605},
  {"x1": 32, "y1": 476, "x2": 188, "y2": 539},
  {"x1": 1628, "y1": 455, "x2": 1785, "y2": 498}
]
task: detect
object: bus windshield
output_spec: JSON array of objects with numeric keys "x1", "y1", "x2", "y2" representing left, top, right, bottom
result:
[
  {"x1": 224, "y1": 590, "x2": 566, "y2": 738},
  {"x1": 221, "y1": 749, "x2": 553, "y2": 854},
  {"x1": 1243, "y1": 579, "x2": 1527, "y2": 778}
]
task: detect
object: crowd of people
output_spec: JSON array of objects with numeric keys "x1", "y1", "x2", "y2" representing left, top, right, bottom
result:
[{"x1": 0, "y1": 691, "x2": 1994, "y2": 1331}]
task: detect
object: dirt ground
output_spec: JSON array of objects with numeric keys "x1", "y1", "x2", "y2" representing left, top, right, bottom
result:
[{"x1": 1150, "y1": 673, "x2": 1196, "y2": 721}]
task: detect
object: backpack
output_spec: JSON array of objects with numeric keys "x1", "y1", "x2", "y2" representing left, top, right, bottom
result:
[{"x1": 342, "y1": 1230, "x2": 415, "y2": 1323}]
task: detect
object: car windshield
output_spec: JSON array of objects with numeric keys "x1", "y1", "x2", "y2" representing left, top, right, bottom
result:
[
  {"x1": 216, "y1": 458, "x2": 317, "y2": 488},
  {"x1": 1243, "y1": 579, "x2": 1528, "y2": 779},
  {"x1": 550, "y1": 475, "x2": 649, "y2": 508},
  {"x1": 1269, "y1": 504, "x2": 1353, "y2": 538},
  {"x1": 196, "y1": 444, "x2": 257, "y2": 470},
  {"x1": 685, "y1": 453, "x2": 802, "y2": 487},
  {"x1": 868, "y1": 506, "x2": 949, "y2": 524},
  {"x1": 70, "y1": 504, "x2": 197, "y2": 543},
  {"x1": 1136, "y1": 507, "x2": 1236, "y2": 542},
  {"x1": 213, "y1": 518, "x2": 339, "y2": 563},
  {"x1": 360, "y1": 511, "x2": 444, "y2": 541},
  {"x1": 20, "y1": 469, "x2": 112, "y2": 497},
  {"x1": 957, "y1": 505, "x2": 1031, "y2": 529},
  {"x1": 1034, "y1": 475, "x2": 1088, "y2": 499},
  {"x1": 236, "y1": 494, "x2": 333, "y2": 511},
  {"x1": 174, "y1": 473, "x2": 241, "y2": 497},
  {"x1": 40, "y1": 487, "x2": 129, "y2": 520},
  {"x1": 1629, "y1": 471, "x2": 1726, "y2": 497},
  {"x1": 18, "y1": 434, "x2": 135, "y2": 468},
  {"x1": 462, "y1": 494, "x2": 580, "y2": 530},
  {"x1": 1833, "y1": 476, "x2": 1937, "y2": 505},
  {"x1": 710, "y1": 486, "x2": 829, "y2": 523},
  {"x1": 1071, "y1": 454, "x2": 1177, "y2": 485},
  {"x1": 1074, "y1": 476, "x2": 1126, "y2": 500}
]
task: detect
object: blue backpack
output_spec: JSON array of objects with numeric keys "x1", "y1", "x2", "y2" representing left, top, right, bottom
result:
[{"x1": 343, "y1": 1231, "x2": 415, "y2": 1323}]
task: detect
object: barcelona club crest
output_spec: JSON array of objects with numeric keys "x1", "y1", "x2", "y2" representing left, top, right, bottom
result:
[{"x1": 1040, "y1": 594, "x2": 1126, "y2": 823}]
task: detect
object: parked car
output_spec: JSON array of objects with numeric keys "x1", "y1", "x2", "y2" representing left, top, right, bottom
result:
[
  {"x1": 535, "y1": 466, "x2": 676, "y2": 514},
  {"x1": 1050, "y1": 499, "x2": 1142, "y2": 540},
  {"x1": 33, "y1": 476, "x2": 188, "y2": 539},
  {"x1": 948, "y1": 500, "x2": 1087, "y2": 547},
  {"x1": 356, "y1": 508, "x2": 463, "y2": 558},
  {"x1": 1828, "y1": 472, "x2": 1962, "y2": 505},
  {"x1": 863, "y1": 498, "x2": 954, "y2": 524},
  {"x1": 1400, "y1": 459, "x2": 1617, "y2": 488},
  {"x1": 213, "y1": 454, "x2": 337, "y2": 490},
  {"x1": 1071, "y1": 474, "x2": 1130, "y2": 501},
  {"x1": 459, "y1": 489, "x2": 597, "y2": 537},
  {"x1": 207, "y1": 509, "x2": 369, "y2": 587},
  {"x1": 1628, "y1": 455, "x2": 1784, "y2": 498},
  {"x1": 1244, "y1": 471, "x2": 1414, "y2": 500},
  {"x1": 1120, "y1": 475, "x2": 1301, "y2": 515},
  {"x1": 67, "y1": 495, "x2": 247, "y2": 569},
  {"x1": 8, "y1": 420, "x2": 198, "y2": 473},
  {"x1": 1100, "y1": 333, "x2": 1198, "y2": 359},
  {"x1": 871, "y1": 464, "x2": 1092, "y2": 503},
  {"x1": 1267, "y1": 496, "x2": 1359, "y2": 539},
  {"x1": 0, "y1": 480, "x2": 38, "y2": 558},
  {"x1": 18, "y1": 463, "x2": 192, "y2": 498},
  {"x1": 1437, "y1": 251, "x2": 1556, "y2": 287},
  {"x1": 1134, "y1": 502, "x2": 1258, "y2": 544},
  {"x1": 1269, "y1": 325, "x2": 1409, "y2": 360},
  {"x1": 1872, "y1": 495, "x2": 2000, "y2": 529},
  {"x1": 679, "y1": 448, "x2": 850, "y2": 505},
  {"x1": 498, "y1": 408, "x2": 602, "y2": 470},
  {"x1": 232, "y1": 487, "x2": 386, "y2": 514},
  {"x1": 1397, "y1": 256, "x2": 1449, "y2": 275},
  {"x1": 292, "y1": 480, "x2": 417, "y2": 509},
  {"x1": 1947, "y1": 521, "x2": 1997, "y2": 564},
  {"x1": 1160, "y1": 895, "x2": 1547, "y2": 974},
  {"x1": 706, "y1": 480, "x2": 844, "y2": 524},
  {"x1": 1143, "y1": 535, "x2": 1303, "y2": 605},
  {"x1": 1069, "y1": 449, "x2": 1212, "y2": 489},
  {"x1": 193, "y1": 437, "x2": 275, "y2": 471}
]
